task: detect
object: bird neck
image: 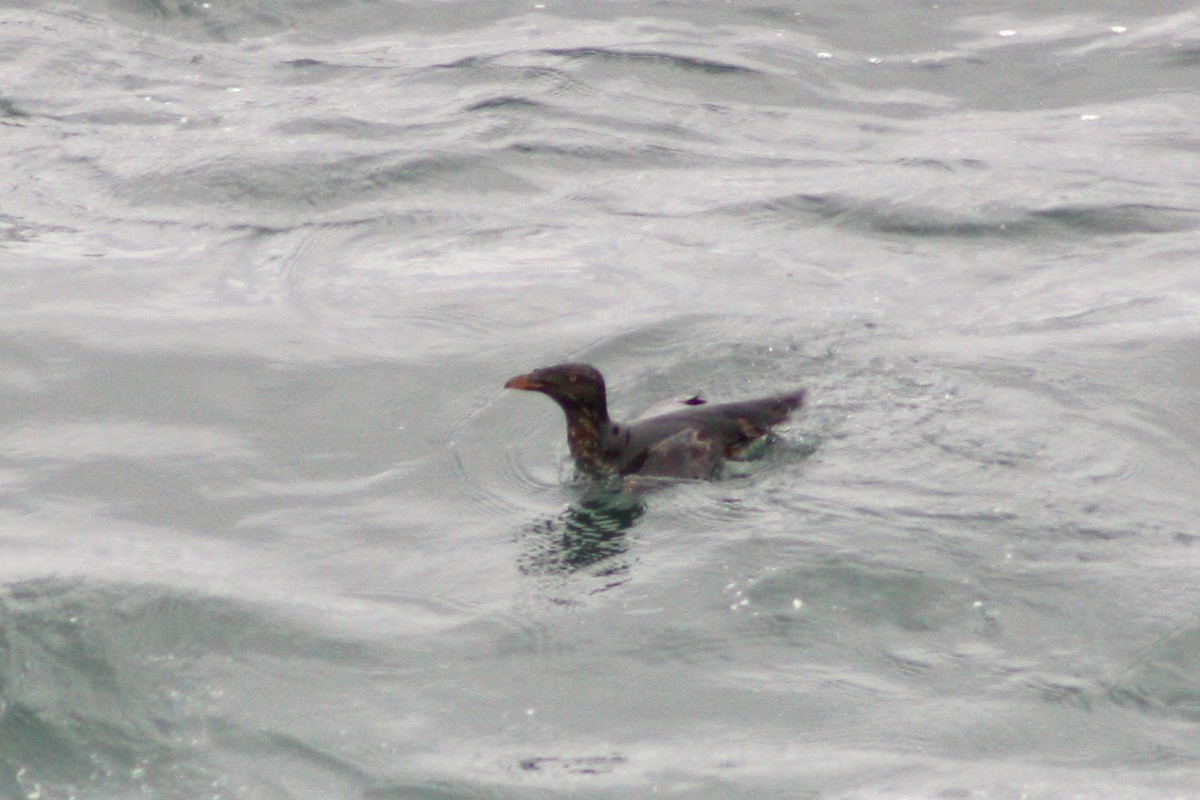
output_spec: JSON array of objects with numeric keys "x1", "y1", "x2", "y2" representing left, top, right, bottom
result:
[{"x1": 557, "y1": 400, "x2": 614, "y2": 474}]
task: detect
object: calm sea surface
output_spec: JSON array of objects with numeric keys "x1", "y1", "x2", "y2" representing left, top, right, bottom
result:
[{"x1": 3, "y1": 0, "x2": 1200, "y2": 797}]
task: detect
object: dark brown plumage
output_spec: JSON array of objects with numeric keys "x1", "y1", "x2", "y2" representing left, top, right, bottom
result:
[{"x1": 504, "y1": 363, "x2": 804, "y2": 479}]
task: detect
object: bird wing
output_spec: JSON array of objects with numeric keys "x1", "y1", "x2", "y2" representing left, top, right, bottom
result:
[
  {"x1": 632, "y1": 426, "x2": 723, "y2": 480},
  {"x1": 633, "y1": 395, "x2": 706, "y2": 421},
  {"x1": 618, "y1": 389, "x2": 805, "y2": 476}
]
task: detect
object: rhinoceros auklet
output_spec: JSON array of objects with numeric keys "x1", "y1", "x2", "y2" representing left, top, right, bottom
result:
[{"x1": 504, "y1": 363, "x2": 804, "y2": 479}]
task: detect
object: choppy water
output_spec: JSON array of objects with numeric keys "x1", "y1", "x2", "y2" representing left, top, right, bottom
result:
[{"x1": 4, "y1": 0, "x2": 1200, "y2": 797}]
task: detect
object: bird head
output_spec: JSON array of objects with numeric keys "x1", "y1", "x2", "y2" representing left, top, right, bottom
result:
[{"x1": 504, "y1": 363, "x2": 608, "y2": 419}]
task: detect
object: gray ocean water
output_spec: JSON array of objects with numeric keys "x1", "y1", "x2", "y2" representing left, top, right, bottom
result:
[{"x1": 4, "y1": 0, "x2": 1200, "y2": 797}]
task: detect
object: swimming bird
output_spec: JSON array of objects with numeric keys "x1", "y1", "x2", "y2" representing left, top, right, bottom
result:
[{"x1": 504, "y1": 363, "x2": 804, "y2": 480}]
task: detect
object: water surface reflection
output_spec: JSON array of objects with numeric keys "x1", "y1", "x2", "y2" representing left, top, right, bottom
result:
[{"x1": 516, "y1": 486, "x2": 647, "y2": 579}]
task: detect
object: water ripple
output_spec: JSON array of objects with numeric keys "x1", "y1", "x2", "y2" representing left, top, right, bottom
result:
[
  {"x1": 542, "y1": 47, "x2": 761, "y2": 76},
  {"x1": 718, "y1": 193, "x2": 1199, "y2": 238}
]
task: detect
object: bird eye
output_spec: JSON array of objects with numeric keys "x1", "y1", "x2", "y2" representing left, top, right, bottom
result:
[{"x1": 568, "y1": 375, "x2": 578, "y2": 383}]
